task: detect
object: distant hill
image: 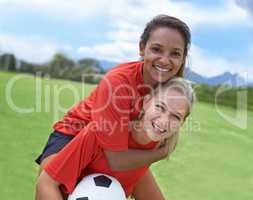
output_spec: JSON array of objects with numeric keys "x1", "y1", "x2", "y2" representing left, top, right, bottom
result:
[
  {"x1": 184, "y1": 68, "x2": 247, "y2": 86},
  {"x1": 98, "y1": 60, "x2": 119, "y2": 71}
]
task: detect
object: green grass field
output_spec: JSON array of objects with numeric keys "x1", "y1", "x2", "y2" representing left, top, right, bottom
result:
[{"x1": 0, "y1": 71, "x2": 252, "y2": 200}]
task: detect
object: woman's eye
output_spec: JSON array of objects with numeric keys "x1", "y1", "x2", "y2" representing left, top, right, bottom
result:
[
  {"x1": 171, "y1": 115, "x2": 181, "y2": 121},
  {"x1": 151, "y1": 47, "x2": 161, "y2": 53},
  {"x1": 171, "y1": 52, "x2": 182, "y2": 58},
  {"x1": 155, "y1": 104, "x2": 165, "y2": 111}
]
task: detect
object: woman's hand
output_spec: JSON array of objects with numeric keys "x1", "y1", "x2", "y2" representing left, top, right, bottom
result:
[{"x1": 156, "y1": 132, "x2": 179, "y2": 159}]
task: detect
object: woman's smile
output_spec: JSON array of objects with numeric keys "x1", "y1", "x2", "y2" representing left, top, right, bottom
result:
[{"x1": 153, "y1": 64, "x2": 172, "y2": 73}]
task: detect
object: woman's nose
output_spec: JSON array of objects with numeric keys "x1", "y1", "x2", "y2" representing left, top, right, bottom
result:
[
  {"x1": 157, "y1": 114, "x2": 169, "y2": 129},
  {"x1": 159, "y1": 54, "x2": 171, "y2": 66}
]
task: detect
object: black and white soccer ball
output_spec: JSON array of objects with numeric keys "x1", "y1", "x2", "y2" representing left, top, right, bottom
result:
[{"x1": 68, "y1": 173, "x2": 127, "y2": 200}]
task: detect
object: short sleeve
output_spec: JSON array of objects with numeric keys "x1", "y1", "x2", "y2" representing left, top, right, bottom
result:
[
  {"x1": 44, "y1": 129, "x2": 100, "y2": 193},
  {"x1": 90, "y1": 74, "x2": 136, "y2": 151}
]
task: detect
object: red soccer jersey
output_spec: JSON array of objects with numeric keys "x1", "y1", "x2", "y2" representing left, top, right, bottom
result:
[
  {"x1": 53, "y1": 61, "x2": 150, "y2": 151},
  {"x1": 44, "y1": 126, "x2": 157, "y2": 197}
]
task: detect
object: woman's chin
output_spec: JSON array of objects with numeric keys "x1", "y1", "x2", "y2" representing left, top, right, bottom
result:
[
  {"x1": 151, "y1": 132, "x2": 174, "y2": 142},
  {"x1": 146, "y1": 132, "x2": 161, "y2": 142}
]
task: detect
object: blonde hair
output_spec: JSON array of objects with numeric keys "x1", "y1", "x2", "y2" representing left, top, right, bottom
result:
[{"x1": 153, "y1": 77, "x2": 196, "y2": 118}]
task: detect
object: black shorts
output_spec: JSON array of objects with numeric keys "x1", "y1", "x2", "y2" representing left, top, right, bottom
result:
[{"x1": 35, "y1": 131, "x2": 74, "y2": 165}]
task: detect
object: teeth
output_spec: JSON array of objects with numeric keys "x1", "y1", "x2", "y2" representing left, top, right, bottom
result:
[
  {"x1": 154, "y1": 64, "x2": 170, "y2": 72},
  {"x1": 152, "y1": 122, "x2": 166, "y2": 133}
]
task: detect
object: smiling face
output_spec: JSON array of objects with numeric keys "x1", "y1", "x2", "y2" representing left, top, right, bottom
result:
[
  {"x1": 140, "y1": 87, "x2": 188, "y2": 142},
  {"x1": 140, "y1": 27, "x2": 185, "y2": 87}
]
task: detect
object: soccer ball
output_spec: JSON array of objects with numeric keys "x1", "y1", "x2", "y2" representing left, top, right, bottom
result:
[{"x1": 68, "y1": 173, "x2": 127, "y2": 200}]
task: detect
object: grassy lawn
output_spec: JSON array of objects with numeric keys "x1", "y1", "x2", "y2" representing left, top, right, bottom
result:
[{"x1": 0, "y1": 71, "x2": 252, "y2": 200}]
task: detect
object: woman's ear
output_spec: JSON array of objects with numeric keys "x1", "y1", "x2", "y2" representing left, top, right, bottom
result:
[{"x1": 139, "y1": 42, "x2": 145, "y2": 57}]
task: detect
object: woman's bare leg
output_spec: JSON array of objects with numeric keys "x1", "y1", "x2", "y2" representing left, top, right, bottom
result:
[{"x1": 132, "y1": 169, "x2": 165, "y2": 200}]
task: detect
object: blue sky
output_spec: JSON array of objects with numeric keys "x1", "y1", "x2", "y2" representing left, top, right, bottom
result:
[{"x1": 0, "y1": 0, "x2": 253, "y2": 81}]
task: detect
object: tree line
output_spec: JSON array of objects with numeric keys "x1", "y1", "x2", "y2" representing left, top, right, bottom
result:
[
  {"x1": 194, "y1": 84, "x2": 253, "y2": 111},
  {"x1": 0, "y1": 52, "x2": 105, "y2": 84}
]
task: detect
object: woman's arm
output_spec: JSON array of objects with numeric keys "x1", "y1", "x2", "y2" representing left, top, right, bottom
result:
[
  {"x1": 132, "y1": 169, "x2": 165, "y2": 200},
  {"x1": 104, "y1": 132, "x2": 178, "y2": 171},
  {"x1": 36, "y1": 171, "x2": 63, "y2": 200},
  {"x1": 104, "y1": 148, "x2": 164, "y2": 171}
]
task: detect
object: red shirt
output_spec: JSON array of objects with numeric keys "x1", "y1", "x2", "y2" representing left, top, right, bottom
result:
[
  {"x1": 53, "y1": 61, "x2": 150, "y2": 151},
  {"x1": 45, "y1": 127, "x2": 157, "y2": 197}
]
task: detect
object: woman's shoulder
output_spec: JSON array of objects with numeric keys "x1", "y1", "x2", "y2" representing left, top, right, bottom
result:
[{"x1": 105, "y1": 61, "x2": 144, "y2": 83}]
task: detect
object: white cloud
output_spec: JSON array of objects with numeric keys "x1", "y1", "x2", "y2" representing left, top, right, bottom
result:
[
  {"x1": 236, "y1": 0, "x2": 253, "y2": 16},
  {"x1": 189, "y1": 44, "x2": 253, "y2": 81},
  {"x1": 77, "y1": 41, "x2": 139, "y2": 62},
  {"x1": 0, "y1": 0, "x2": 251, "y2": 27},
  {"x1": 0, "y1": 0, "x2": 113, "y2": 20},
  {"x1": 0, "y1": 33, "x2": 60, "y2": 63},
  {"x1": 125, "y1": 0, "x2": 249, "y2": 27}
]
